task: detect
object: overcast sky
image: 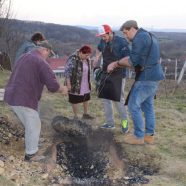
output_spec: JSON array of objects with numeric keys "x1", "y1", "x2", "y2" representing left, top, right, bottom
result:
[{"x1": 12, "y1": 0, "x2": 186, "y2": 29}]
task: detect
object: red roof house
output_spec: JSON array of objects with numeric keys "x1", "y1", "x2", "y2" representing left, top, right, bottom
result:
[{"x1": 47, "y1": 57, "x2": 67, "y2": 77}]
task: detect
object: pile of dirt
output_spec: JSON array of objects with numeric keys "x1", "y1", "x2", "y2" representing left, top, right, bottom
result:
[{"x1": 0, "y1": 116, "x2": 24, "y2": 144}]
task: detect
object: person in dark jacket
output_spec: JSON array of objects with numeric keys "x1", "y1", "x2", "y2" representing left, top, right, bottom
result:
[
  {"x1": 64, "y1": 45, "x2": 94, "y2": 120},
  {"x1": 15, "y1": 32, "x2": 45, "y2": 62},
  {"x1": 108, "y1": 20, "x2": 165, "y2": 145},
  {"x1": 93, "y1": 24, "x2": 130, "y2": 133},
  {"x1": 4, "y1": 40, "x2": 68, "y2": 161}
]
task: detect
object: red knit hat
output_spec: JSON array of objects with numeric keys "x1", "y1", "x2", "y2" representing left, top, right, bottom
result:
[{"x1": 96, "y1": 24, "x2": 112, "y2": 37}]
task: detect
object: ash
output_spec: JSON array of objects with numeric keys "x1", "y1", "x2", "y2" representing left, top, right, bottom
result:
[
  {"x1": 51, "y1": 115, "x2": 160, "y2": 185},
  {"x1": 56, "y1": 135, "x2": 108, "y2": 179}
]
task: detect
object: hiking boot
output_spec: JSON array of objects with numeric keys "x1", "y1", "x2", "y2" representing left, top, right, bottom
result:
[
  {"x1": 100, "y1": 123, "x2": 115, "y2": 129},
  {"x1": 121, "y1": 120, "x2": 129, "y2": 134},
  {"x1": 144, "y1": 134, "x2": 154, "y2": 144},
  {"x1": 82, "y1": 114, "x2": 94, "y2": 120},
  {"x1": 124, "y1": 134, "x2": 144, "y2": 145},
  {"x1": 24, "y1": 153, "x2": 45, "y2": 162}
]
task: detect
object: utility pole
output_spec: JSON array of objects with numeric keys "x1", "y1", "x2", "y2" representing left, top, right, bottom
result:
[
  {"x1": 175, "y1": 58, "x2": 177, "y2": 81},
  {"x1": 177, "y1": 60, "x2": 186, "y2": 85}
]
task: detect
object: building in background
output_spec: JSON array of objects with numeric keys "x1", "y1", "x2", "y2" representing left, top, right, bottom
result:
[{"x1": 47, "y1": 57, "x2": 67, "y2": 78}]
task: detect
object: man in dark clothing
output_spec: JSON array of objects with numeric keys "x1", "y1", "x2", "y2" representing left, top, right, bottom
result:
[
  {"x1": 93, "y1": 24, "x2": 130, "y2": 133},
  {"x1": 4, "y1": 40, "x2": 68, "y2": 161}
]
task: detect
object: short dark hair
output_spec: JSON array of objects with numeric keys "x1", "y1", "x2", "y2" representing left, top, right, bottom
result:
[
  {"x1": 31, "y1": 32, "x2": 45, "y2": 42},
  {"x1": 79, "y1": 45, "x2": 92, "y2": 54}
]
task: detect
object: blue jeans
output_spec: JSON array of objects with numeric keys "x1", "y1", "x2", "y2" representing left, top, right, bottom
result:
[{"x1": 128, "y1": 81, "x2": 159, "y2": 138}]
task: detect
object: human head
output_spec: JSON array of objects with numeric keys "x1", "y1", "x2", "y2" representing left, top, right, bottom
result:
[
  {"x1": 37, "y1": 40, "x2": 55, "y2": 59},
  {"x1": 79, "y1": 45, "x2": 92, "y2": 60},
  {"x1": 120, "y1": 20, "x2": 139, "y2": 41},
  {"x1": 96, "y1": 24, "x2": 113, "y2": 42},
  {"x1": 31, "y1": 32, "x2": 45, "y2": 44}
]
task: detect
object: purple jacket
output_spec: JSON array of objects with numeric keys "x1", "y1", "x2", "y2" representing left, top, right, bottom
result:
[{"x1": 4, "y1": 50, "x2": 60, "y2": 110}]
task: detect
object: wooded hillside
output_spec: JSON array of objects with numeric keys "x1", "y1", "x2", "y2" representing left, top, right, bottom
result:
[
  {"x1": 1, "y1": 18, "x2": 186, "y2": 63},
  {"x1": 0, "y1": 19, "x2": 99, "y2": 62}
]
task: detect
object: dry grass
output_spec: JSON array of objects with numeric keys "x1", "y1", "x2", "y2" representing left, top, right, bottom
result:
[
  {"x1": 0, "y1": 72, "x2": 186, "y2": 185},
  {"x1": 0, "y1": 176, "x2": 16, "y2": 186}
]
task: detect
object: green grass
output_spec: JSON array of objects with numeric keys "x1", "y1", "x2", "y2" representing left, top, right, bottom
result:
[{"x1": 0, "y1": 70, "x2": 11, "y2": 88}]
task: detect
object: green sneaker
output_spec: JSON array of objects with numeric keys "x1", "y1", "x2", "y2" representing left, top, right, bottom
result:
[{"x1": 121, "y1": 120, "x2": 129, "y2": 134}]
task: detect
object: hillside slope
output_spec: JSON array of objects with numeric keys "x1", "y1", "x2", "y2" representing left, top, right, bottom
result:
[{"x1": 0, "y1": 71, "x2": 186, "y2": 185}]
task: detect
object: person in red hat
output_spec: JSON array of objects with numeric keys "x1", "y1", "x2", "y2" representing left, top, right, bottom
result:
[{"x1": 93, "y1": 24, "x2": 130, "y2": 133}]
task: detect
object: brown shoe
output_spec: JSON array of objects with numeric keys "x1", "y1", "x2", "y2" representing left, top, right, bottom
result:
[
  {"x1": 124, "y1": 134, "x2": 144, "y2": 145},
  {"x1": 144, "y1": 135, "x2": 154, "y2": 144}
]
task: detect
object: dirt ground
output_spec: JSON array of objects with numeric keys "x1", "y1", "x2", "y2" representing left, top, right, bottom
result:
[
  {"x1": 0, "y1": 113, "x2": 158, "y2": 186},
  {"x1": 0, "y1": 79, "x2": 186, "y2": 186}
]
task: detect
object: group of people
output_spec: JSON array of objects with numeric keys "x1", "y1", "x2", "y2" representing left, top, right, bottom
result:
[{"x1": 3, "y1": 20, "x2": 164, "y2": 162}]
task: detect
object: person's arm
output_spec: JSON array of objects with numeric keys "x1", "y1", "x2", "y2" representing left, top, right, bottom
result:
[
  {"x1": 107, "y1": 56, "x2": 131, "y2": 73},
  {"x1": 66, "y1": 78, "x2": 71, "y2": 91},
  {"x1": 93, "y1": 49, "x2": 102, "y2": 68},
  {"x1": 64, "y1": 57, "x2": 73, "y2": 91}
]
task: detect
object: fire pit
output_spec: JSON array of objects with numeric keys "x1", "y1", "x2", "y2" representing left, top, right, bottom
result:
[{"x1": 50, "y1": 115, "x2": 159, "y2": 185}]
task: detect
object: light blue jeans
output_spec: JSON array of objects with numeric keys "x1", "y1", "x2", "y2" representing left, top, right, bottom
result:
[
  {"x1": 128, "y1": 81, "x2": 159, "y2": 138},
  {"x1": 103, "y1": 79, "x2": 127, "y2": 126},
  {"x1": 11, "y1": 106, "x2": 41, "y2": 155}
]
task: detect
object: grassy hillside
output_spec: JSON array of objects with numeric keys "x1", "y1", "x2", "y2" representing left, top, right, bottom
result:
[{"x1": 0, "y1": 71, "x2": 186, "y2": 186}]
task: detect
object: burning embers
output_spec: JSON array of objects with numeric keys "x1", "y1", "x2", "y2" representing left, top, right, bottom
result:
[
  {"x1": 56, "y1": 138, "x2": 108, "y2": 179},
  {"x1": 52, "y1": 116, "x2": 123, "y2": 184},
  {"x1": 51, "y1": 115, "x2": 159, "y2": 185}
]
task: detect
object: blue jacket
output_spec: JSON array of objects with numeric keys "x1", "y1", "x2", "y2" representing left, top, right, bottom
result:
[
  {"x1": 98, "y1": 34, "x2": 130, "y2": 77},
  {"x1": 15, "y1": 40, "x2": 36, "y2": 62},
  {"x1": 130, "y1": 28, "x2": 164, "y2": 81}
]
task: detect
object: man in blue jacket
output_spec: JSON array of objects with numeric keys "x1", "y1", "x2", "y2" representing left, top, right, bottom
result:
[
  {"x1": 108, "y1": 20, "x2": 164, "y2": 145},
  {"x1": 15, "y1": 32, "x2": 45, "y2": 62},
  {"x1": 93, "y1": 24, "x2": 130, "y2": 133}
]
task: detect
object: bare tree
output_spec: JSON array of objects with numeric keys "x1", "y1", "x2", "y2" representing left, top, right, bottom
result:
[
  {"x1": 0, "y1": 0, "x2": 14, "y2": 68},
  {"x1": 0, "y1": 0, "x2": 12, "y2": 35}
]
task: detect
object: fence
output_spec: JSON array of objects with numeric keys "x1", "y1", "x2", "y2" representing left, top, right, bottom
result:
[
  {"x1": 127, "y1": 58, "x2": 186, "y2": 83},
  {"x1": 0, "y1": 89, "x2": 5, "y2": 101}
]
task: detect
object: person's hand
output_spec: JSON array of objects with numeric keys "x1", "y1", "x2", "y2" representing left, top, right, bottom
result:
[
  {"x1": 107, "y1": 62, "x2": 117, "y2": 73},
  {"x1": 92, "y1": 57, "x2": 99, "y2": 68}
]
